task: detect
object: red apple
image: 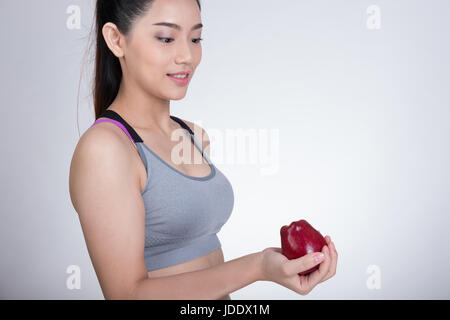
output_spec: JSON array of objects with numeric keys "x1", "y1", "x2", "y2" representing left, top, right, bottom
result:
[{"x1": 280, "y1": 219, "x2": 327, "y2": 276}]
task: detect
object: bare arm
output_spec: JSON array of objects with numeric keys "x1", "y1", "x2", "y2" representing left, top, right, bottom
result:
[{"x1": 133, "y1": 251, "x2": 263, "y2": 300}]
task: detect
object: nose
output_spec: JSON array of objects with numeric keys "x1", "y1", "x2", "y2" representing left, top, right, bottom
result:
[{"x1": 175, "y1": 38, "x2": 195, "y2": 65}]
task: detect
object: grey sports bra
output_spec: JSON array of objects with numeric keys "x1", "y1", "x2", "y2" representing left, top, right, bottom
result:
[{"x1": 90, "y1": 109, "x2": 234, "y2": 271}]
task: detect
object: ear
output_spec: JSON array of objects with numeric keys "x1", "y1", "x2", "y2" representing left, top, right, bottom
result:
[{"x1": 102, "y1": 22, "x2": 126, "y2": 58}]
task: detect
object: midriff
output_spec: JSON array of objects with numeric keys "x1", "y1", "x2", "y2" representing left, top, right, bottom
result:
[{"x1": 147, "y1": 247, "x2": 231, "y2": 300}]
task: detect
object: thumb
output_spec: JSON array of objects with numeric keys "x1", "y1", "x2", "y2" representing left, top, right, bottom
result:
[{"x1": 284, "y1": 252, "x2": 325, "y2": 276}]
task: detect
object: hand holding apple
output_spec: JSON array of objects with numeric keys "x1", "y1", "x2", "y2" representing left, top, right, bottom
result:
[
  {"x1": 280, "y1": 219, "x2": 328, "y2": 276},
  {"x1": 259, "y1": 245, "x2": 331, "y2": 296},
  {"x1": 259, "y1": 219, "x2": 338, "y2": 295}
]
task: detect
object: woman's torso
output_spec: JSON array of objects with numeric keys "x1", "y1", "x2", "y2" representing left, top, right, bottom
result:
[{"x1": 98, "y1": 108, "x2": 231, "y2": 299}]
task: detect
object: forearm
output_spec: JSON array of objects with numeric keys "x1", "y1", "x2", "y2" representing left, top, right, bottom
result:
[{"x1": 133, "y1": 251, "x2": 263, "y2": 300}]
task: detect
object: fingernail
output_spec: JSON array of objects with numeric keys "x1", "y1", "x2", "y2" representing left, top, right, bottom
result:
[{"x1": 314, "y1": 253, "x2": 324, "y2": 262}]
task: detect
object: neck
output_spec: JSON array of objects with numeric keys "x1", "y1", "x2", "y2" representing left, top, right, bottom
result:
[{"x1": 107, "y1": 77, "x2": 177, "y2": 134}]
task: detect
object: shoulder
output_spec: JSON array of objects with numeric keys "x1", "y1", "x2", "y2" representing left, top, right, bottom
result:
[
  {"x1": 69, "y1": 123, "x2": 140, "y2": 210},
  {"x1": 74, "y1": 121, "x2": 137, "y2": 160},
  {"x1": 180, "y1": 119, "x2": 211, "y2": 156},
  {"x1": 70, "y1": 121, "x2": 141, "y2": 178}
]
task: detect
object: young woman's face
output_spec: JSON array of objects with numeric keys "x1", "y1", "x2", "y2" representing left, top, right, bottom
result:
[{"x1": 123, "y1": 0, "x2": 202, "y2": 101}]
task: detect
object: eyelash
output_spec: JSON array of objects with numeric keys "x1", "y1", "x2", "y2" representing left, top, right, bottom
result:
[{"x1": 156, "y1": 37, "x2": 203, "y2": 44}]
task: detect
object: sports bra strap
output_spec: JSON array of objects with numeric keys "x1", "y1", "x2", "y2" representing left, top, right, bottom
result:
[
  {"x1": 90, "y1": 109, "x2": 212, "y2": 171},
  {"x1": 170, "y1": 115, "x2": 194, "y2": 135},
  {"x1": 91, "y1": 109, "x2": 198, "y2": 147},
  {"x1": 91, "y1": 109, "x2": 144, "y2": 143}
]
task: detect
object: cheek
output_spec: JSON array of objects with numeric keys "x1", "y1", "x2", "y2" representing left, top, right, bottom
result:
[
  {"x1": 130, "y1": 43, "x2": 169, "y2": 83},
  {"x1": 191, "y1": 46, "x2": 202, "y2": 69}
]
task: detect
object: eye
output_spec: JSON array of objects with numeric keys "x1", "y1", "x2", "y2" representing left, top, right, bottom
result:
[
  {"x1": 156, "y1": 37, "x2": 203, "y2": 44},
  {"x1": 156, "y1": 37, "x2": 174, "y2": 43},
  {"x1": 193, "y1": 38, "x2": 203, "y2": 44}
]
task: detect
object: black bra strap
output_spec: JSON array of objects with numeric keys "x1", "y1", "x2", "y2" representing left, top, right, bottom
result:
[
  {"x1": 98, "y1": 109, "x2": 144, "y2": 143},
  {"x1": 98, "y1": 109, "x2": 195, "y2": 141},
  {"x1": 170, "y1": 115, "x2": 194, "y2": 135}
]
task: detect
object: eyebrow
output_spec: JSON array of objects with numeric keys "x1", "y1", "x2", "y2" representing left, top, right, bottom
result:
[{"x1": 152, "y1": 22, "x2": 203, "y2": 31}]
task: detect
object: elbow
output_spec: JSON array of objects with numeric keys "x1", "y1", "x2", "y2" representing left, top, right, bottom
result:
[
  {"x1": 128, "y1": 278, "x2": 147, "y2": 300},
  {"x1": 103, "y1": 291, "x2": 136, "y2": 300},
  {"x1": 102, "y1": 282, "x2": 142, "y2": 300}
]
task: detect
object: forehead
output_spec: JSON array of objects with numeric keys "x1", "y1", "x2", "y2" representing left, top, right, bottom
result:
[{"x1": 139, "y1": 0, "x2": 201, "y2": 26}]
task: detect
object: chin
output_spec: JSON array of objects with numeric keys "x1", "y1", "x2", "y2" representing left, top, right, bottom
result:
[{"x1": 167, "y1": 92, "x2": 188, "y2": 101}]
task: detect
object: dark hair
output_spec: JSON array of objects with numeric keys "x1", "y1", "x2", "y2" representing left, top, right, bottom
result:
[{"x1": 91, "y1": 0, "x2": 201, "y2": 120}]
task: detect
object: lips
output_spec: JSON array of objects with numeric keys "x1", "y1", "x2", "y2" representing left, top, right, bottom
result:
[
  {"x1": 167, "y1": 72, "x2": 190, "y2": 85},
  {"x1": 167, "y1": 71, "x2": 190, "y2": 76}
]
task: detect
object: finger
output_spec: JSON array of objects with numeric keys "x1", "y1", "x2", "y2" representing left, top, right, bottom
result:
[
  {"x1": 331, "y1": 240, "x2": 338, "y2": 255},
  {"x1": 284, "y1": 251, "x2": 324, "y2": 277},
  {"x1": 329, "y1": 241, "x2": 338, "y2": 273},
  {"x1": 318, "y1": 245, "x2": 332, "y2": 278},
  {"x1": 303, "y1": 245, "x2": 331, "y2": 286},
  {"x1": 320, "y1": 241, "x2": 338, "y2": 283}
]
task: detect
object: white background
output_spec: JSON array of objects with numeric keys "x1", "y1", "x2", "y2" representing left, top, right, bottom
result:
[{"x1": 1, "y1": 0, "x2": 449, "y2": 299}]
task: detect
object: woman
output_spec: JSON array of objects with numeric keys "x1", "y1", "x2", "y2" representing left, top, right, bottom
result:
[{"x1": 69, "y1": 0, "x2": 338, "y2": 300}]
